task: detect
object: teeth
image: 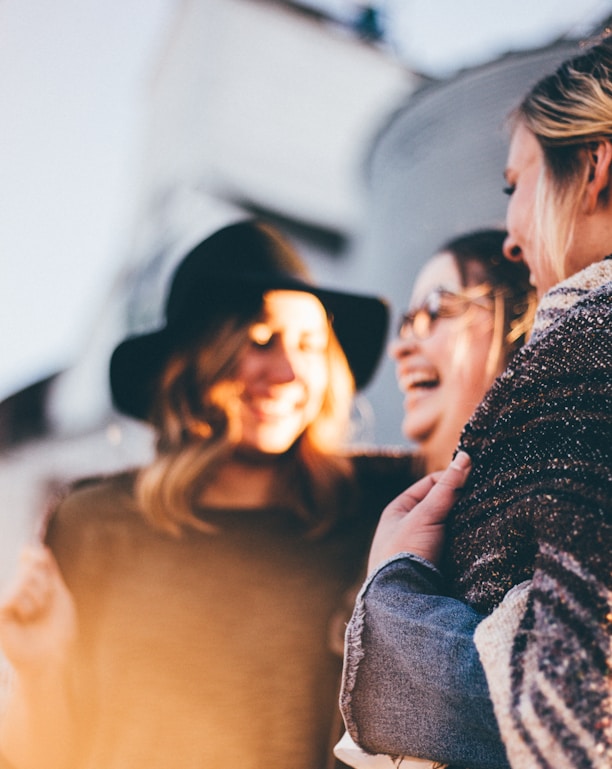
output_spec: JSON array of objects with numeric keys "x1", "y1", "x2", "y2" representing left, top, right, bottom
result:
[
  {"x1": 402, "y1": 371, "x2": 439, "y2": 389},
  {"x1": 250, "y1": 400, "x2": 295, "y2": 417}
]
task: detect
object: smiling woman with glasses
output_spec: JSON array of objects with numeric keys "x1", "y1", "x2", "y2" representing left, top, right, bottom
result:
[
  {"x1": 334, "y1": 229, "x2": 535, "y2": 768},
  {"x1": 339, "y1": 38, "x2": 612, "y2": 769},
  {"x1": 389, "y1": 229, "x2": 536, "y2": 475}
]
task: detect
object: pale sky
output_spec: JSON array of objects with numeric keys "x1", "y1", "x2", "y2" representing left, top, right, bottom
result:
[
  {"x1": 385, "y1": 0, "x2": 611, "y2": 75},
  {"x1": 0, "y1": 0, "x2": 609, "y2": 399},
  {"x1": 0, "y1": 0, "x2": 176, "y2": 399}
]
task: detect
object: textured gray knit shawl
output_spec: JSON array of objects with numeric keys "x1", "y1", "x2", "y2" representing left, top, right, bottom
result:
[
  {"x1": 446, "y1": 259, "x2": 611, "y2": 769},
  {"x1": 446, "y1": 259, "x2": 612, "y2": 613}
]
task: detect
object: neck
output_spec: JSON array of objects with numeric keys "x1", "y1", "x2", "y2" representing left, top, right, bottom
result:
[
  {"x1": 421, "y1": 445, "x2": 452, "y2": 475},
  {"x1": 198, "y1": 453, "x2": 284, "y2": 508},
  {"x1": 417, "y1": 427, "x2": 463, "y2": 475}
]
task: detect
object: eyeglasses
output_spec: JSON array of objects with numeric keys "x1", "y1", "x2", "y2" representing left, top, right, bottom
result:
[{"x1": 398, "y1": 286, "x2": 497, "y2": 341}]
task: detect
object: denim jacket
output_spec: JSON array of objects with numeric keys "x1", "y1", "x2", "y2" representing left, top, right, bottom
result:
[{"x1": 339, "y1": 554, "x2": 510, "y2": 769}]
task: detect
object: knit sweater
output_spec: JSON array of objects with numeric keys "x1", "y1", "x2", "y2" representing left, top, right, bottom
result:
[{"x1": 447, "y1": 260, "x2": 612, "y2": 769}]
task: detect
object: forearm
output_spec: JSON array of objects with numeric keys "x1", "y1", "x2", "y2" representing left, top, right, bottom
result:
[
  {"x1": 0, "y1": 668, "x2": 76, "y2": 769},
  {"x1": 340, "y1": 555, "x2": 509, "y2": 769}
]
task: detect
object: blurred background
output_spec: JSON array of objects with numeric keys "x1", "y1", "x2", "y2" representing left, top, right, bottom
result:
[{"x1": 0, "y1": 0, "x2": 611, "y2": 576}]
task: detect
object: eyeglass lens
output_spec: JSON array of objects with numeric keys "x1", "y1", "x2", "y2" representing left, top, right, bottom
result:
[
  {"x1": 398, "y1": 293, "x2": 440, "y2": 340},
  {"x1": 398, "y1": 288, "x2": 493, "y2": 341}
]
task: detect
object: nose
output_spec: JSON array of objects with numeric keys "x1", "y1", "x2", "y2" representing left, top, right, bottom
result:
[
  {"x1": 267, "y1": 343, "x2": 298, "y2": 384},
  {"x1": 388, "y1": 331, "x2": 417, "y2": 362},
  {"x1": 503, "y1": 234, "x2": 523, "y2": 263}
]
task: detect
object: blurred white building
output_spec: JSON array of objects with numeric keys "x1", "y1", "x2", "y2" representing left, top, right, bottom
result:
[
  {"x1": 127, "y1": 0, "x2": 415, "y2": 267},
  {"x1": 0, "y1": 0, "x2": 416, "y2": 571}
]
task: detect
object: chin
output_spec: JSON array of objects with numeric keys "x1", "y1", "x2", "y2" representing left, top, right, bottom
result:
[
  {"x1": 240, "y1": 417, "x2": 305, "y2": 454},
  {"x1": 403, "y1": 415, "x2": 436, "y2": 447},
  {"x1": 257, "y1": 443, "x2": 294, "y2": 456},
  {"x1": 242, "y1": 433, "x2": 300, "y2": 456}
]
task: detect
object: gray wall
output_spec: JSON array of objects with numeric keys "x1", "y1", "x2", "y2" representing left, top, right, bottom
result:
[{"x1": 355, "y1": 41, "x2": 580, "y2": 444}]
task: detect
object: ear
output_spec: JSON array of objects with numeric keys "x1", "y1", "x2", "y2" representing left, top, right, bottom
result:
[{"x1": 583, "y1": 139, "x2": 612, "y2": 214}]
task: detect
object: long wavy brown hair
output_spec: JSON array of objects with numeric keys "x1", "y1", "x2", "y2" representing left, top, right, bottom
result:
[{"x1": 135, "y1": 295, "x2": 357, "y2": 538}]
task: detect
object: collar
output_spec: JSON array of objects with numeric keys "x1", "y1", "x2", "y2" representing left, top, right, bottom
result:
[{"x1": 529, "y1": 258, "x2": 612, "y2": 343}]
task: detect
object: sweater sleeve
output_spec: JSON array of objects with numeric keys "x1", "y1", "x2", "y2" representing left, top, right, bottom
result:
[
  {"x1": 469, "y1": 293, "x2": 612, "y2": 769},
  {"x1": 339, "y1": 555, "x2": 510, "y2": 769},
  {"x1": 475, "y1": 546, "x2": 612, "y2": 769}
]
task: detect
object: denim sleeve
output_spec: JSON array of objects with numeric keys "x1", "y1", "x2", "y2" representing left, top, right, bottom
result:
[{"x1": 340, "y1": 554, "x2": 510, "y2": 769}]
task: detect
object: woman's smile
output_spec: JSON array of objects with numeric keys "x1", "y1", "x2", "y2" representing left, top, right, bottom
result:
[
  {"x1": 233, "y1": 290, "x2": 329, "y2": 454},
  {"x1": 397, "y1": 363, "x2": 440, "y2": 407},
  {"x1": 391, "y1": 251, "x2": 501, "y2": 471}
]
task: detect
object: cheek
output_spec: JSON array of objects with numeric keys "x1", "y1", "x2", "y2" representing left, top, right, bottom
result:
[
  {"x1": 427, "y1": 323, "x2": 466, "y2": 367},
  {"x1": 305, "y1": 359, "x2": 329, "y2": 402},
  {"x1": 294, "y1": 359, "x2": 329, "y2": 424},
  {"x1": 233, "y1": 350, "x2": 258, "y2": 384},
  {"x1": 506, "y1": 192, "x2": 523, "y2": 237},
  {"x1": 509, "y1": 183, "x2": 538, "y2": 242}
]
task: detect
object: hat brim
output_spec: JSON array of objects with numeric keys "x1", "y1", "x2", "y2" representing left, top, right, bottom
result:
[{"x1": 110, "y1": 274, "x2": 389, "y2": 421}]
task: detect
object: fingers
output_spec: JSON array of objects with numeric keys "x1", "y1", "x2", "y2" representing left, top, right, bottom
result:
[
  {"x1": 386, "y1": 473, "x2": 439, "y2": 514},
  {"x1": 368, "y1": 452, "x2": 472, "y2": 570},
  {"x1": 411, "y1": 451, "x2": 472, "y2": 526},
  {"x1": 0, "y1": 546, "x2": 57, "y2": 623},
  {"x1": 383, "y1": 452, "x2": 472, "y2": 519}
]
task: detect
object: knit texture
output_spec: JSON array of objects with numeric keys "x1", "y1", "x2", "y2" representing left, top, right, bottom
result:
[{"x1": 446, "y1": 260, "x2": 612, "y2": 769}]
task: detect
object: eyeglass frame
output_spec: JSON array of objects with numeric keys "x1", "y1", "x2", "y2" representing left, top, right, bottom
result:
[{"x1": 397, "y1": 285, "x2": 502, "y2": 341}]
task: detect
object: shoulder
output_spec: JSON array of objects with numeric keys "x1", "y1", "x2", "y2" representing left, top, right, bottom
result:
[
  {"x1": 529, "y1": 273, "x2": 612, "y2": 349},
  {"x1": 46, "y1": 470, "x2": 139, "y2": 536},
  {"x1": 349, "y1": 447, "x2": 417, "y2": 475},
  {"x1": 60, "y1": 469, "x2": 136, "y2": 509},
  {"x1": 483, "y1": 278, "x2": 612, "y2": 397},
  {"x1": 520, "y1": 285, "x2": 612, "y2": 384},
  {"x1": 43, "y1": 471, "x2": 142, "y2": 587},
  {"x1": 560, "y1": 279, "x2": 612, "y2": 334},
  {"x1": 348, "y1": 449, "x2": 421, "y2": 499}
]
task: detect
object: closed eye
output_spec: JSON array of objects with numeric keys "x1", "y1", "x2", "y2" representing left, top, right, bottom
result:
[
  {"x1": 249, "y1": 323, "x2": 274, "y2": 348},
  {"x1": 251, "y1": 338, "x2": 273, "y2": 350},
  {"x1": 299, "y1": 338, "x2": 327, "y2": 353}
]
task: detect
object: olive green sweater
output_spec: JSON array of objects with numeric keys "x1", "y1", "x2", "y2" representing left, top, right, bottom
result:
[{"x1": 43, "y1": 453, "x2": 414, "y2": 769}]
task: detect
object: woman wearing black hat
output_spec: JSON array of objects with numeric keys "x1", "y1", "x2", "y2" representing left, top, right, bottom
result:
[{"x1": 0, "y1": 220, "x2": 415, "y2": 769}]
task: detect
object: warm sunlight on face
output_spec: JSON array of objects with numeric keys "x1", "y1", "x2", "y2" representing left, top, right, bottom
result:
[
  {"x1": 502, "y1": 123, "x2": 556, "y2": 296},
  {"x1": 232, "y1": 290, "x2": 330, "y2": 455},
  {"x1": 389, "y1": 252, "x2": 500, "y2": 472}
]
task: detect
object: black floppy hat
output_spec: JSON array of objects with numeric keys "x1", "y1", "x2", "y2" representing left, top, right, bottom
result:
[{"x1": 110, "y1": 220, "x2": 389, "y2": 421}]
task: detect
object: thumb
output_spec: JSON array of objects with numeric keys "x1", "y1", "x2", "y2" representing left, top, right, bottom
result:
[
  {"x1": 437, "y1": 451, "x2": 472, "y2": 489},
  {"x1": 416, "y1": 451, "x2": 472, "y2": 525}
]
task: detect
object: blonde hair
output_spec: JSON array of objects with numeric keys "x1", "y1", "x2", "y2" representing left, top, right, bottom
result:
[
  {"x1": 135, "y1": 306, "x2": 356, "y2": 538},
  {"x1": 485, "y1": 286, "x2": 536, "y2": 379},
  {"x1": 511, "y1": 35, "x2": 612, "y2": 281}
]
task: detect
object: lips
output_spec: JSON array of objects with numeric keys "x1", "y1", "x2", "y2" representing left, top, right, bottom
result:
[
  {"x1": 398, "y1": 368, "x2": 440, "y2": 393},
  {"x1": 244, "y1": 395, "x2": 301, "y2": 420}
]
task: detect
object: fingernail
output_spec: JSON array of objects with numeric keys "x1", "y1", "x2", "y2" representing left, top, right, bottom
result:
[{"x1": 451, "y1": 451, "x2": 471, "y2": 471}]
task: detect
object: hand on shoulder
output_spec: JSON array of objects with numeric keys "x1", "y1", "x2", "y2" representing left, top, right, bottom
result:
[{"x1": 367, "y1": 452, "x2": 472, "y2": 573}]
